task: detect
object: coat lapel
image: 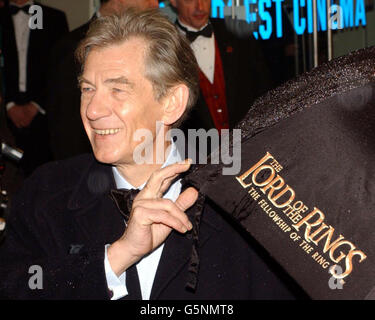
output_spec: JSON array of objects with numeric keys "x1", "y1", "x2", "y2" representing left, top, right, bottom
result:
[
  {"x1": 67, "y1": 157, "x2": 125, "y2": 245},
  {"x1": 149, "y1": 229, "x2": 194, "y2": 299},
  {"x1": 150, "y1": 201, "x2": 222, "y2": 299}
]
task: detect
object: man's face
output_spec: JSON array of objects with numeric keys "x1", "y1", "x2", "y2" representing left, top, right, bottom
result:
[
  {"x1": 80, "y1": 38, "x2": 165, "y2": 166},
  {"x1": 118, "y1": 0, "x2": 159, "y2": 10},
  {"x1": 171, "y1": 0, "x2": 211, "y2": 29}
]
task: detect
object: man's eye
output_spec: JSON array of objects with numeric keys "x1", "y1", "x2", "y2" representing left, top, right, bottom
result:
[
  {"x1": 81, "y1": 87, "x2": 94, "y2": 93},
  {"x1": 112, "y1": 88, "x2": 124, "y2": 93}
]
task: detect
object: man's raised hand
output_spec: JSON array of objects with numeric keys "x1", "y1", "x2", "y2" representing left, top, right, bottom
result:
[{"x1": 108, "y1": 160, "x2": 198, "y2": 276}]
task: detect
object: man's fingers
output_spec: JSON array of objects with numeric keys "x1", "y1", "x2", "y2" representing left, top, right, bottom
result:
[
  {"x1": 139, "y1": 159, "x2": 192, "y2": 199},
  {"x1": 159, "y1": 173, "x2": 179, "y2": 195},
  {"x1": 133, "y1": 198, "x2": 192, "y2": 230},
  {"x1": 132, "y1": 207, "x2": 190, "y2": 234},
  {"x1": 147, "y1": 210, "x2": 189, "y2": 233},
  {"x1": 175, "y1": 187, "x2": 199, "y2": 212}
]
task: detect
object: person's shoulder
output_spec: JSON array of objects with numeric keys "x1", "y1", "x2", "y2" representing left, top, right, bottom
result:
[
  {"x1": 70, "y1": 21, "x2": 92, "y2": 41},
  {"x1": 26, "y1": 153, "x2": 95, "y2": 191},
  {"x1": 210, "y1": 17, "x2": 225, "y2": 32},
  {"x1": 52, "y1": 20, "x2": 91, "y2": 53},
  {"x1": 36, "y1": 2, "x2": 66, "y2": 18},
  {"x1": 210, "y1": 17, "x2": 224, "y2": 25},
  {"x1": 36, "y1": 152, "x2": 94, "y2": 174},
  {"x1": 211, "y1": 17, "x2": 256, "y2": 43},
  {"x1": 210, "y1": 17, "x2": 240, "y2": 42},
  {"x1": 35, "y1": 3, "x2": 68, "y2": 36},
  {"x1": 9, "y1": 154, "x2": 98, "y2": 215}
]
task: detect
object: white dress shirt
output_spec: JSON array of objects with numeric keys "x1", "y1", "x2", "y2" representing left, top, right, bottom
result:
[
  {"x1": 6, "y1": 0, "x2": 45, "y2": 114},
  {"x1": 177, "y1": 19, "x2": 215, "y2": 84},
  {"x1": 12, "y1": 2, "x2": 30, "y2": 93},
  {"x1": 104, "y1": 142, "x2": 184, "y2": 300}
]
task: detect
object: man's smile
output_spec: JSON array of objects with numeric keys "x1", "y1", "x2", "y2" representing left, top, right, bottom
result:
[{"x1": 93, "y1": 128, "x2": 122, "y2": 135}]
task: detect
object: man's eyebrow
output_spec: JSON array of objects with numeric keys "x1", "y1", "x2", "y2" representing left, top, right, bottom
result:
[
  {"x1": 77, "y1": 76, "x2": 134, "y2": 88},
  {"x1": 104, "y1": 76, "x2": 134, "y2": 88},
  {"x1": 77, "y1": 76, "x2": 94, "y2": 86}
]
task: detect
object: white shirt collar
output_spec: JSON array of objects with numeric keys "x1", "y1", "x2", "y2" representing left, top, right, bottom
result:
[
  {"x1": 177, "y1": 18, "x2": 208, "y2": 33},
  {"x1": 112, "y1": 141, "x2": 183, "y2": 190},
  {"x1": 176, "y1": 19, "x2": 215, "y2": 84}
]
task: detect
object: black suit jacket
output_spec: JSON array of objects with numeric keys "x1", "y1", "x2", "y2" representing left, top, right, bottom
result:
[
  {"x1": 182, "y1": 18, "x2": 273, "y2": 131},
  {"x1": 0, "y1": 154, "x2": 304, "y2": 299},
  {"x1": 0, "y1": 3, "x2": 68, "y2": 106}
]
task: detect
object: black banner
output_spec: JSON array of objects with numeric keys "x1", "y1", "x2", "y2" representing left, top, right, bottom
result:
[{"x1": 185, "y1": 46, "x2": 375, "y2": 299}]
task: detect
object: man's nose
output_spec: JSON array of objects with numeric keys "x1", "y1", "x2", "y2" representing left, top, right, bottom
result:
[
  {"x1": 85, "y1": 91, "x2": 111, "y2": 120},
  {"x1": 196, "y1": 0, "x2": 206, "y2": 11}
]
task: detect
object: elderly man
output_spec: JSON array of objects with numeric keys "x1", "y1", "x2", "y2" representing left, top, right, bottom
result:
[
  {"x1": 46, "y1": 0, "x2": 158, "y2": 161},
  {"x1": 171, "y1": 0, "x2": 273, "y2": 131},
  {"x1": 0, "y1": 9, "x2": 300, "y2": 300}
]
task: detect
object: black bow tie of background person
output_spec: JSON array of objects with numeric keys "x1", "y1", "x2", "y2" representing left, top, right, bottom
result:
[
  {"x1": 176, "y1": 20, "x2": 213, "y2": 43},
  {"x1": 9, "y1": 4, "x2": 31, "y2": 15},
  {"x1": 109, "y1": 181, "x2": 206, "y2": 293}
]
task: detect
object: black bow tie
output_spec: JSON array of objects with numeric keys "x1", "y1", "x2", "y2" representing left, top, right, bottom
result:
[
  {"x1": 176, "y1": 20, "x2": 213, "y2": 43},
  {"x1": 109, "y1": 188, "x2": 140, "y2": 224},
  {"x1": 9, "y1": 4, "x2": 31, "y2": 15}
]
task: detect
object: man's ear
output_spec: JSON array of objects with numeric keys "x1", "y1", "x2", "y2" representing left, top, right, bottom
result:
[{"x1": 162, "y1": 84, "x2": 189, "y2": 126}]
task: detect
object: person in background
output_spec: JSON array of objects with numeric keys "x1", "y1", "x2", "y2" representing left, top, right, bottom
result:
[
  {"x1": 171, "y1": 0, "x2": 273, "y2": 131},
  {"x1": 0, "y1": 0, "x2": 68, "y2": 176},
  {"x1": 45, "y1": 0, "x2": 158, "y2": 161}
]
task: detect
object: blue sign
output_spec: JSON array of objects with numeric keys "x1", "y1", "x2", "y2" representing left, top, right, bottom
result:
[{"x1": 161, "y1": 0, "x2": 367, "y2": 40}]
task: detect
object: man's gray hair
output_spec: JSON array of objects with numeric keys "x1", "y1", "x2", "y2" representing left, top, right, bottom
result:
[{"x1": 75, "y1": 8, "x2": 199, "y2": 127}]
